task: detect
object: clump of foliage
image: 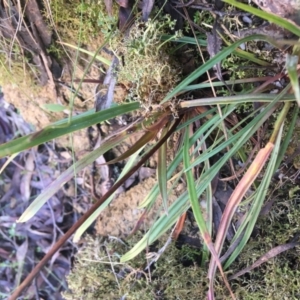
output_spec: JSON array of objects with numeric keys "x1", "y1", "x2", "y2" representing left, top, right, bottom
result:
[
  {"x1": 65, "y1": 195, "x2": 300, "y2": 299},
  {"x1": 49, "y1": 0, "x2": 118, "y2": 43},
  {"x1": 116, "y1": 16, "x2": 182, "y2": 107},
  {"x1": 4, "y1": 0, "x2": 300, "y2": 299},
  {"x1": 231, "y1": 196, "x2": 300, "y2": 299}
]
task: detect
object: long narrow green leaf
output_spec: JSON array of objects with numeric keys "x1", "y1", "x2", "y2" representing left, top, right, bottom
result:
[
  {"x1": 202, "y1": 140, "x2": 213, "y2": 265},
  {"x1": 184, "y1": 129, "x2": 234, "y2": 298},
  {"x1": 142, "y1": 104, "x2": 232, "y2": 209},
  {"x1": 176, "y1": 107, "x2": 217, "y2": 131},
  {"x1": 73, "y1": 146, "x2": 145, "y2": 242},
  {"x1": 190, "y1": 105, "x2": 236, "y2": 155},
  {"x1": 121, "y1": 190, "x2": 191, "y2": 262},
  {"x1": 183, "y1": 129, "x2": 202, "y2": 225},
  {"x1": 17, "y1": 131, "x2": 132, "y2": 223},
  {"x1": 224, "y1": 0, "x2": 300, "y2": 37},
  {"x1": 187, "y1": 85, "x2": 290, "y2": 171},
  {"x1": 286, "y1": 54, "x2": 300, "y2": 106},
  {"x1": 162, "y1": 34, "x2": 276, "y2": 103},
  {"x1": 162, "y1": 35, "x2": 207, "y2": 46},
  {"x1": 121, "y1": 127, "x2": 249, "y2": 262},
  {"x1": 183, "y1": 127, "x2": 209, "y2": 243},
  {"x1": 168, "y1": 35, "x2": 271, "y2": 66},
  {"x1": 208, "y1": 101, "x2": 291, "y2": 294},
  {"x1": 139, "y1": 109, "x2": 214, "y2": 209},
  {"x1": 232, "y1": 47, "x2": 271, "y2": 66},
  {"x1": 139, "y1": 150, "x2": 183, "y2": 209},
  {"x1": 59, "y1": 42, "x2": 111, "y2": 66},
  {"x1": 157, "y1": 128, "x2": 169, "y2": 214},
  {"x1": 0, "y1": 102, "x2": 140, "y2": 157},
  {"x1": 223, "y1": 99, "x2": 292, "y2": 268},
  {"x1": 275, "y1": 105, "x2": 299, "y2": 171},
  {"x1": 121, "y1": 87, "x2": 290, "y2": 263},
  {"x1": 182, "y1": 77, "x2": 273, "y2": 91},
  {"x1": 180, "y1": 94, "x2": 295, "y2": 107}
]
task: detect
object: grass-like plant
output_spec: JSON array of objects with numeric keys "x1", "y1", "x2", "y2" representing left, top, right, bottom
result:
[{"x1": 4, "y1": 0, "x2": 300, "y2": 299}]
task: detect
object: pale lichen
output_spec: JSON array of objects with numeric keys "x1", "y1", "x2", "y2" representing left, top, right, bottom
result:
[{"x1": 116, "y1": 16, "x2": 182, "y2": 109}]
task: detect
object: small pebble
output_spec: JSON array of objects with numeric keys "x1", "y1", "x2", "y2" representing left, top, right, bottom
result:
[
  {"x1": 242, "y1": 15, "x2": 252, "y2": 24},
  {"x1": 274, "y1": 81, "x2": 283, "y2": 88},
  {"x1": 270, "y1": 89, "x2": 279, "y2": 94}
]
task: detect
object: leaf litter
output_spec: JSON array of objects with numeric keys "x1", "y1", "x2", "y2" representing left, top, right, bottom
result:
[{"x1": 0, "y1": 92, "x2": 80, "y2": 299}]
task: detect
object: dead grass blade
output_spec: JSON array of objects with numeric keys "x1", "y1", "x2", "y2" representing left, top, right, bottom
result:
[
  {"x1": 141, "y1": 0, "x2": 155, "y2": 21},
  {"x1": 207, "y1": 142, "x2": 274, "y2": 299},
  {"x1": 8, "y1": 116, "x2": 183, "y2": 300},
  {"x1": 104, "y1": 0, "x2": 113, "y2": 16},
  {"x1": 229, "y1": 235, "x2": 300, "y2": 280},
  {"x1": 157, "y1": 126, "x2": 169, "y2": 214}
]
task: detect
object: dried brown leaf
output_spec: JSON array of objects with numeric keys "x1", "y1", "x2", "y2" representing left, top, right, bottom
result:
[
  {"x1": 229, "y1": 237, "x2": 300, "y2": 280},
  {"x1": 104, "y1": 0, "x2": 113, "y2": 16},
  {"x1": 16, "y1": 240, "x2": 29, "y2": 263},
  {"x1": 118, "y1": 6, "x2": 134, "y2": 31},
  {"x1": 142, "y1": 0, "x2": 155, "y2": 21},
  {"x1": 116, "y1": 0, "x2": 129, "y2": 8}
]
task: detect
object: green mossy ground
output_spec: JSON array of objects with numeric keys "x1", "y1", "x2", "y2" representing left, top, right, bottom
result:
[
  {"x1": 230, "y1": 196, "x2": 300, "y2": 299},
  {"x1": 64, "y1": 194, "x2": 300, "y2": 299},
  {"x1": 63, "y1": 234, "x2": 212, "y2": 299}
]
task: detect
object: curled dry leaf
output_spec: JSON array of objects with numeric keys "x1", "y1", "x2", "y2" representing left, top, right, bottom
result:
[
  {"x1": 0, "y1": 93, "x2": 78, "y2": 299},
  {"x1": 142, "y1": 0, "x2": 155, "y2": 21},
  {"x1": 20, "y1": 151, "x2": 35, "y2": 201},
  {"x1": 252, "y1": 0, "x2": 300, "y2": 23},
  {"x1": 104, "y1": 0, "x2": 113, "y2": 16},
  {"x1": 229, "y1": 236, "x2": 300, "y2": 280}
]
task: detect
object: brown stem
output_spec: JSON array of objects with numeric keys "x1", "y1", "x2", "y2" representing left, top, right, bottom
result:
[{"x1": 9, "y1": 115, "x2": 183, "y2": 300}]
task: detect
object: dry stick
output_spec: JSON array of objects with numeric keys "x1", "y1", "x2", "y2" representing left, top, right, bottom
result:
[{"x1": 9, "y1": 115, "x2": 183, "y2": 300}]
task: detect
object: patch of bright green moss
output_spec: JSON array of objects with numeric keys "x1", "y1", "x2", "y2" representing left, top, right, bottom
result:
[
  {"x1": 48, "y1": 0, "x2": 118, "y2": 44},
  {"x1": 63, "y1": 234, "x2": 216, "y2": 299},
  {"x1": 230, "y1": 197, "x2": 300, "y2": 299},
  {"x1": 65, "y1": 195, "x2": 300, "y2": 299}
]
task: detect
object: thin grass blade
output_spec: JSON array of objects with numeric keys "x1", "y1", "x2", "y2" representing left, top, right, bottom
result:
[
  {"x1": 17, "y1": 131, "x2": 132, "y2": 223},
  {"x1": 170, "y1": 35, "x2": 271, "y2": 66},
  {"x1": 286, "y1": 54, "x2": 300, "y2": 106},
  {"x1": 162, "y1": 34, "x2": 277, "y2": 103},
  {"x1": 224, "y1": 0, "x2": 300, "y2": 37},
  {"x1": 180, "y1": 94, "x2": 295, "y2": 107},
  {"x1": 157, "y1": 128, "x2": 168, "y2": 214},
  {"x1": 121, "y1": 190, "x2": 191, "y2": 262},
  {"x1": 223, "y1": 101, "x2": 291, "y2": 268},
  {"x1": 59, "y1": 41, "x2": 111, "y2": 65},
  {"x1": 275, "y1": 105, "x2": 299, "y2": 170},
  {"x1": 0, "y1": 102, "x2": 139, "y2": 157},
  {"x1": 73, "y1": 146, "x2": 145, "y2": 242},
  {"x1": 183, "y1": 128, "x2": 235, "y2": 299},
  {"x1": 224, "y1": 124, "x2": 283, "y2": 269}
]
